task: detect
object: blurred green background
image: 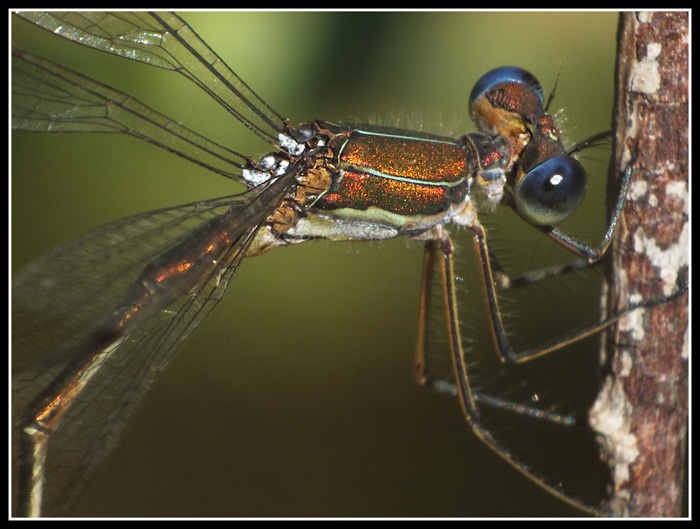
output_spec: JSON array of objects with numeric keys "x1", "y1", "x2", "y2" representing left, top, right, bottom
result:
[{"x1": 12, "y1": 11, "x2": 619, "y2": 517}]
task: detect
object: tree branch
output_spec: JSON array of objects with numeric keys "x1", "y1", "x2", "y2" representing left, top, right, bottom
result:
[{"x1": 589, "y1": 11, "x2": 689, "y2": 517}]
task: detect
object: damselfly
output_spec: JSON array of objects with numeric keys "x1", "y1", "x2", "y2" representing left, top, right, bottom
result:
[{"x1": 11, "y1": 11, "x2": 684, "y2": 517}]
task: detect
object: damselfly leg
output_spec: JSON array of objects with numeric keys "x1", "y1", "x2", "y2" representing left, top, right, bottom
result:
[{"x1": 415, "y1": 155, "x2": 688, "y2": 513}]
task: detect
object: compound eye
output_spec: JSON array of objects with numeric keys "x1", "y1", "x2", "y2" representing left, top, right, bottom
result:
[
  {"x1": 515, "y1": 156, "x2": 587, "y2": 226},
  {"x1": 469, "y1": 66, "x2": 544, "y2": 112}
]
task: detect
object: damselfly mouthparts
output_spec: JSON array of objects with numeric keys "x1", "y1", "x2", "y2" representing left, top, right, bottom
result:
[{"x1": 12, "y1": 11, "x2": 685, "y2": 517}]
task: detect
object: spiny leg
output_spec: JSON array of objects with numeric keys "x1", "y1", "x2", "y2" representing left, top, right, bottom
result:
[
  {"x1": 412, "y1": 216, "x2": 685, "y2": 513},
  {"x1": 430, "y1": 233, "x2": 597, "y2": 514},
  {"x1": 414, "y1": 239, "x2": 578, "y2": 424},
  {"x1": 473, "y1": 216, "x2": 687, "y2": 364},
  {"x1": 414, "y1": 239, "x2": 439, "y2": 389}
]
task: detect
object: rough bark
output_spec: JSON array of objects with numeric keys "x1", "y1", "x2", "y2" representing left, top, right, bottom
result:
[{"x1": 589, "y1": 11, "x2": 689, "y2": 517}]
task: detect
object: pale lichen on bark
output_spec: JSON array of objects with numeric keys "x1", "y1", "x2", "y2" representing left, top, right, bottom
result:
[{"x1": 590, "y1": 11, "x2": 689, "y2": 517}]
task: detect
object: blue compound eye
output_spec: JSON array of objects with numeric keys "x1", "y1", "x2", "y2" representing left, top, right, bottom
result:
[
  {"x1": 515, "y1": 156, "x2": 587, "y2": 226},
  {"x1": 469, "y1": 66, "x2": 544, "y2": 112}
]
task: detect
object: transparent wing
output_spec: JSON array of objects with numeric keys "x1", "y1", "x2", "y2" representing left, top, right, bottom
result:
[
  {"x1": 12, "y1": 48, "x2": 249, "y2": 181},
  {"x1": 14, "y1": 11, "x2": 287, "y2": 144},
  {"x1": 12, "y1": 172, "x2": 296, "y2": 517}
]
